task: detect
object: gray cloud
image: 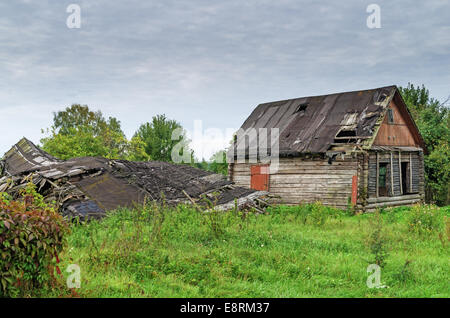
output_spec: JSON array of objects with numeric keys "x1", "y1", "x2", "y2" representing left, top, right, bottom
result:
[{"x1": 0, "y1": 0, "x2": 449, "y2": 158}]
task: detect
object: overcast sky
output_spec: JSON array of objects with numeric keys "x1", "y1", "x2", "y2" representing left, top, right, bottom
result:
[{"x1": 0, "y1": 0, "x2": 449, "y2": 159}]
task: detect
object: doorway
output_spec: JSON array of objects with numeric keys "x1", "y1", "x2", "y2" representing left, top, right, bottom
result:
[{"x1": 401, "y1": 162, "x2": 409, "y2": 194}]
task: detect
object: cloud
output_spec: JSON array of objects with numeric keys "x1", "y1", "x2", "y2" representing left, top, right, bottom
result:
[{"x1": 0, "y1": 0, "x2": 449, "y2": 158}]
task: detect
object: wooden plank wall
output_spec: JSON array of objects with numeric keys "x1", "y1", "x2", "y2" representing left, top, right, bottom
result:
[
  {"x1": 231, "y1": 155, "x2": 358, "y2": 208},
  {"x1": 367, "y1": 151, "x2": 424, "y2": 198}
]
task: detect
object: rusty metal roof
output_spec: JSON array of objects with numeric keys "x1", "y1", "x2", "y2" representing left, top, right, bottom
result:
[{"x1": 232, "y1": 85, "x2": 398, "y2": 156}]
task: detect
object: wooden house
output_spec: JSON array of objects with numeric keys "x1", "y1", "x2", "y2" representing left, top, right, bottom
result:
[{"x1": 228, "y1": 86, "x2": 426, "y2": 211}]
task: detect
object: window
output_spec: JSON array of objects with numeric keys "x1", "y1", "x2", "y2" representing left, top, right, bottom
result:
[
  {"x1": 378, "y1": 163, "x2": 388, "y2": 196},
  {"x1": 387, "y1": 108, "x2": 394, "y2": 124},
  {"x1": 379, "y1": 164, "x2": 386, "y2": 187}
]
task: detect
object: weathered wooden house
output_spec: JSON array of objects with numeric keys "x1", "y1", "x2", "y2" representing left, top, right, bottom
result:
[{"x1": 228, "y1": 86, "x2": 426, "y2": 211}]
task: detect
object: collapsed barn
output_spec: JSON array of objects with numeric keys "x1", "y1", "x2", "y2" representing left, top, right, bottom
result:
[
  {"x1": 228, "y1": 85, "x2": 426, "y2": 211},
  {"x1": 0, "y1": 138, "x2": 268, "y2": 220}
]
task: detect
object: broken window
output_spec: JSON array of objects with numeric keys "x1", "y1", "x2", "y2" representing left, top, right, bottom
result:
[{"x1": 387, "y1": 108, "x2": 394, "y2": 124}]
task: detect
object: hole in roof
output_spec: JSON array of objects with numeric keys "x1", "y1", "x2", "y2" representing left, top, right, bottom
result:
[
  {"x1": 334, "y1": 129, "x2": 358, "y2": 144},
  {"x1": 334, "y1": 138, "x2": 357, "y2": 144},
  {"x1": 295, "y1": 103, "x2": 308, "y2": 113},
  {"x1": 377, "y1": 93, "x2": 388, "y2": 103},
  {"x1": 336, "y1": 130, "x2": 356, "y2": 137}
]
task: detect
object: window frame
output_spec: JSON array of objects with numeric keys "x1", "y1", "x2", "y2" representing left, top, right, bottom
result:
[{"x1": 387, "y1": 108, "x2": 394, "y2": 124}]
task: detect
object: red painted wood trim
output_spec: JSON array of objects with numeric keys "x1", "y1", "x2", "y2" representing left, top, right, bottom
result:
[{"x1": 351, "y1": 175, "x2": 358, "y2": 205}]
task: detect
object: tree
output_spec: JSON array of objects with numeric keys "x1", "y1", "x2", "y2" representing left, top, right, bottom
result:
[
  {"x1": 40, "y1": 104, "x2": 130, "y2": 160},
  {"x1": 399, "y1": 83, "x2": 450, "y2": 205},
  {"x1": 133, "y1": 114, "x2": 192, "y2": 162},
  {"x1": 208, "y1": 150, "x2": 229, "y2": 175},
  {"x1": 127, "y1": 136, "x2": 150, "y2": 162}
]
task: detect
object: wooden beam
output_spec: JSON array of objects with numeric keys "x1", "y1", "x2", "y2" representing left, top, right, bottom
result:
[
  {"x1": 409, "y1": 152, "x2": 413, "y2": 192},
  {"x1": 366, "y1": 198, "x2": 422, "y2": 209},
  {"x1": 398, "y1": 151, "x2": 403, "y2": 194},
  {"x1": 390, "y1": 152, "x2": 394, "y2": 196},
  {"x1": 333, "y1": 136, "x2": 371, "y2": 140},
  {"x1": 376, "y1": 152, "x2": 379, "y2": 198}
]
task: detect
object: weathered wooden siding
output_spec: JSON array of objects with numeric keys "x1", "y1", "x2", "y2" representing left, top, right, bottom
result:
[
  {"x1": 373, "y1": 99, "x2": 421, "y2": 147},
  {"x1": 365, "y1": 150, "x2": 424, "y2": 211},
  {"x1": 367, "y1": 151, "x2": 423, "y2": 197},
  {"x1": 230, "y1": 149, "x2": 424, "y2": 211},
  {"x1": 230, "y1": 155, "x2": 358, "y2": 208}
]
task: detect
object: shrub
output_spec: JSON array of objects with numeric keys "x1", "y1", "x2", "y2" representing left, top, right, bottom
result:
[
  {"x1": 367, "y1": 210, "x2": 389, "y2": 268},
  {"x1": 407, "y1": 204, "x2": 444, "y2": 236},
  {"x1": 0, "y1": 184, "x2": 70, "y2": 297},
  {"x1": 309, "y1": 201, "x2": 328, "y2": 226}
]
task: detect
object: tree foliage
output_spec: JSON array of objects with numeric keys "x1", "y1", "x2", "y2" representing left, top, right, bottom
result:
[
  {"x1": 40, "y1": 104, "x2": 136, "y2": 160},
  {"x1": 193, "y1": 150, "x2": 229, "y2": 175},
  {"x1": 399, "y1": 83, "x2": 449, "y2": 205},
  {"x1": 134, "y1": 114, "x2": 192, "y2": 162}
]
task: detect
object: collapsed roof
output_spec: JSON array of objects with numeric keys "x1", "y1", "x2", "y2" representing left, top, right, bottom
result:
[
  {"x1": 230, "y1": 85, "x2": 425, "y2": 157},
  {"x1": 0, "y1": 138, "x2": 268, "y2": 220}
]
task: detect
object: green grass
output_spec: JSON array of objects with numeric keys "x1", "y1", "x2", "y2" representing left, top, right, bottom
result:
[{"x1": 40, "y1": 203, "x2": 449, "y2": 298}]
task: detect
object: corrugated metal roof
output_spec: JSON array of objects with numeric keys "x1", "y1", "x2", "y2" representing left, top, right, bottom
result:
[{"x1": 232, "y1": 85, "x2": 398, "y2": 155}]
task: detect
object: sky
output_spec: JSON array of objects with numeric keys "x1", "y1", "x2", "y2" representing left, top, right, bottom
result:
[{"x1": 0, "y1": 0, "x2": 449, "y2": 160}]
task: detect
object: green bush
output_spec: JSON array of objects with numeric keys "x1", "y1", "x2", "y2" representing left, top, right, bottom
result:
[
  {"x1": 309, "y1": 201, "x2": 329, "y2": 226},
  {"x1": 407, "y1": 204, "x2": 444, "y2": 236},
  {"x1": 367, "y1": 210, "x2": 389, "y2": 268},
  {"x1": 0, "y1": 184, "x2": 70, "y2": 297}
]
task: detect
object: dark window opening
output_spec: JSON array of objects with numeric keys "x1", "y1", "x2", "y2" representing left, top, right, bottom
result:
[
  {"x1": 401, "y1": 162, "x2": 409, "y2": 195},
  {"x1": 295, "y1": 103, "x2": 308, "y2": 113},
  {"x1": 378, "y1": 163, "x2": 388, "y2": 196},
  {"x1": 387, "y1": 108, "x2": 394, "y2": 124}
]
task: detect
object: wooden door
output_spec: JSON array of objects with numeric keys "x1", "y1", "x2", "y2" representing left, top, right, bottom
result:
[{"x1": 250, "y1": 165, "x2": 269, "y2": 191}]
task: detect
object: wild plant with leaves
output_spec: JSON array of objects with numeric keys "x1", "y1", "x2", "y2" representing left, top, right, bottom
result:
[{"x1": 0, "y1": 183, "x2": 70, "y2": 297}]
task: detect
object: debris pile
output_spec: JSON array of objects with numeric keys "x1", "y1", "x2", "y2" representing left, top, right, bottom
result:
[{"x1": 0, "y1": 138, "x2": 269, "y2": 220}]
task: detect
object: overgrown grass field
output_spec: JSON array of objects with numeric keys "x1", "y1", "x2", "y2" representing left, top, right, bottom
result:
[{"x1": 41, "y1": 203, "x2": 449, "y2": 298}]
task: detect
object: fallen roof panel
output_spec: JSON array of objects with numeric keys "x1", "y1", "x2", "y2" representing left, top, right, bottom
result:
[{"x1": 1, "y1": 138, "x2": 268, "y2": 220}]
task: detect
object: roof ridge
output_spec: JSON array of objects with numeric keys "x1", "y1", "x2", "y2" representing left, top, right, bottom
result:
[{"x1": 258, "y1": 85, "x2": 397, "y2": 107}]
